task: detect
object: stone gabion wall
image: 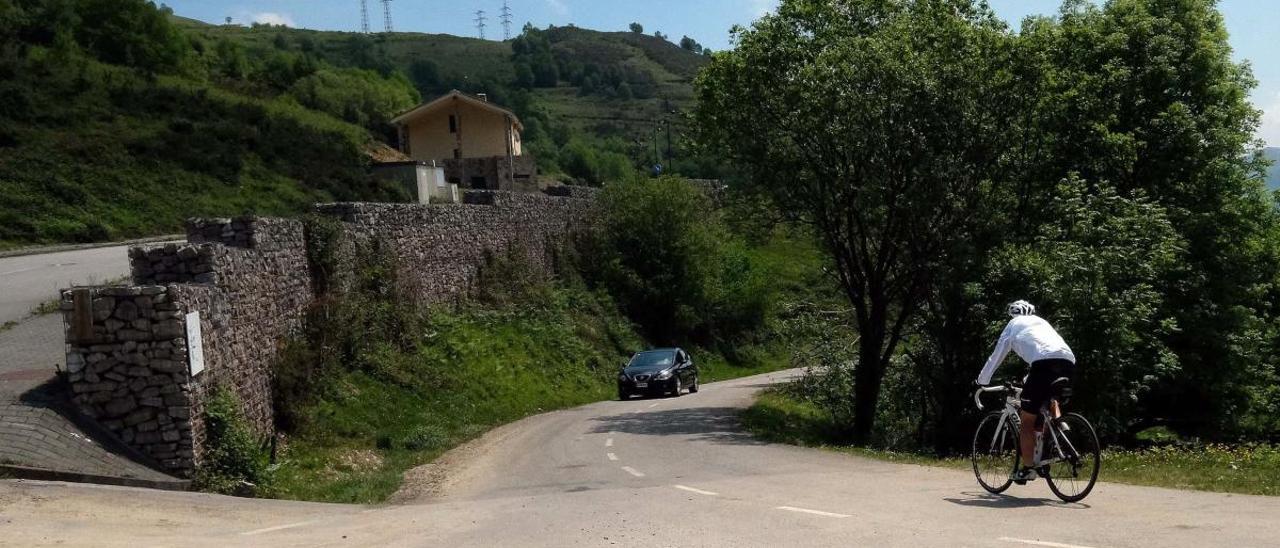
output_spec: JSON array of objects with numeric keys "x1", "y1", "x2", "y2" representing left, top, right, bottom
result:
[
  {"x1": 61, "y1": 218, "x2": 310, "y2": 477},
  {"x1": 179, "y1": 217, "x2": 311, "y2": 439},
  {"x1": 61, "y1": 191, "x2": 598, "y2": 478},
  {"x1": 316, "y1": 187, "x2": 599, "y2": 306},
  {"x1": 130, "y1": 244, "x2": 224, "y2": 285},
  {"x1": 61, "y1": 286, "x2": 200, "y2": 473}
]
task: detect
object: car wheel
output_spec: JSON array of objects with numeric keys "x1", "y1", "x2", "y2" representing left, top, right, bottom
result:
[
  {"x1": 618, "y1": 388, "x2": 629, "y2": 401},
  {"x1": 689, "y1": 375, "x2": 699, "y2": 393},
  {"x1": 671, "y1": 377, "x2": 683, "y2": 397}
]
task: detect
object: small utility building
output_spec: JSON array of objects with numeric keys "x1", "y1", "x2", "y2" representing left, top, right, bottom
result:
[{"x1": 390, "y1": 90, "x2": 538, "y2": 192}]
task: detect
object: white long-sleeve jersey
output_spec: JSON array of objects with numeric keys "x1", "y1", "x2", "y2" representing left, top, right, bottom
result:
[{"x1": 977, "y1": 315, "x2": 1076, "y2": 385}]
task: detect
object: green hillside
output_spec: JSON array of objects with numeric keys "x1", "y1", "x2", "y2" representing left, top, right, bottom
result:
[
  {"x1": 175, "y1": 19, "x2": 712, "y2": 176},
  {"x1": 0, "y1": 0, "x2": 712, "y2": 250},
  {"x1": 1265, "y1": 147, "x2": 1280, "y2": 189}
]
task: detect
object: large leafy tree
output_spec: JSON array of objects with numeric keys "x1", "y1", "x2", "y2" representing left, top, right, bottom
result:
[
  {"x1": 1011, "y1": 0, "x2": 1277, "y2": 438},
  {"x1": 694, "y1": 0, "x2": 1015, "y2": 442}
]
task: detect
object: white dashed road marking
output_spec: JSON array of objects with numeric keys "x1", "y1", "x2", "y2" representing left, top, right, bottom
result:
[
  {"x1": 999, "y1": 538, "x2": 1100, "y2": 548},
  {"x1": 647, "y1": 402, "x2": 660, "y2": 409},
  {"x1": 673, "y1": 485, "x2": 718, "y2": 496},
  {"x1": 605, "y1": 438, "x2": 614, "y2": 447},
  {"x1": 775, "y1": 506, "x2": 850, "y2": 518},
  {"x1": 621, "y1": 466, "x2": 645, "y2": 477},
  {"x1": 607, "y1": 452, "x2": 619, "y2": 461},
  {"x1": 241, "y1": 521, "x2": 319, "y2": 536}
]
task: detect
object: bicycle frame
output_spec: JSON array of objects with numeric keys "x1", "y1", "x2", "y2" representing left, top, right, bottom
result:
[{"x1": 974, "y1": 385, "x2": 1074, "y2": 469}]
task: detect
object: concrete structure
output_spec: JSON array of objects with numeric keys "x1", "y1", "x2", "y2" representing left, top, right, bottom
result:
[
  {"x1": 370, "y1": 161, "x2": 460, "y2": 204},
  {"x1": 391, "y1": 90, "x2": 536, "y2": 191}
]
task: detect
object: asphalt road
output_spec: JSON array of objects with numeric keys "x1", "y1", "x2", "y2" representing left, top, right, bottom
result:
[
  {"x1": 1, "y1": 371, "x2": 1277, "y2": 547},
  {"x1": 0, "y1": 246, "x2": 132, "y2": 325}
]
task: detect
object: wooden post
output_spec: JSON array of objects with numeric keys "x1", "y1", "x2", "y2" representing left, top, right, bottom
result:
[{"x1": 71, "y1": 288, "x2": 94, "y2": 343}]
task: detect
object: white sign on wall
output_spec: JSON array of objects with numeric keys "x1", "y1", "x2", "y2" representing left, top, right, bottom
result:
[{"x1": 186, "y1": 311, "x2": 205, "y2": 377}]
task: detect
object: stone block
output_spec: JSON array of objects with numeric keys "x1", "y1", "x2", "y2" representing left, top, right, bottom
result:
[
  {"x1": 66, "y1": 353, "x2": 85, "y2": 373},
  {"x1": 104, "y1": 397, "x2": 137, "y2": 417},
  {"x1": 140, "y1": 397, "x2": 164, "y2": 408},
  {"x1": 136, "y1": 420, "x2": 159, "y2": 433},
  {"x1": 117, "y1": 329, "x2": 150, "y2": 342},
  {"x1": 123, "y1": 408, "x2": 154, "y2": 426},
  {"x1": 162, "y1": 430, "x2": 181, "y2": 442},
  {"x1": 151, "y1": 359, "x2": 184, "y2": 374},
  {"x1": 114, "y1": 301, "x2": 140, "y2": 321}
]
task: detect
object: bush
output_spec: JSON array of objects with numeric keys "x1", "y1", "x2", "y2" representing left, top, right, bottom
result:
[
  {"x1": 583, "y1": 176, "x2": 772, "y2": 344},
  {"x1": 193, "y1": 387, "x2": 272, "y2": 495},
  {"x1": 287, "y1": 67, "x2": 420, "y2": 130}
]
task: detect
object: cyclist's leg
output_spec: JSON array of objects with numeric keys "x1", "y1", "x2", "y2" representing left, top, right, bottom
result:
[
  {"x1": 1019, "y1": 410, "x2": 1038, "y2": 465},
  {"x1": 1019, "y1": 360, "x2": 1055, "y2": 468}
]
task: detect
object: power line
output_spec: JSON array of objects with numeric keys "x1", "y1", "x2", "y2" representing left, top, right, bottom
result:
[
  {"x1": 475, "y1": 10, "x2": 487, "y2": 40},
  {"x1": 500, "y1": 1, "x2": 513, "y2": 40},
  {"x1": 359, "y1": 0, "x2": 369, "y2": 33},
  {"x1": 382, "y1": 0, "x2": 393, "y2": 33}
]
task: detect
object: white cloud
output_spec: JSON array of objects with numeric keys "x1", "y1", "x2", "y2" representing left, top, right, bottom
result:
[
  {"x1": 545, "y1": 0, "x2": 569, "y2": 17},
  {"x1": 1261, "y1": 92, "x2": 1280, "y2": 148},
  {"x1": 251, "y1": 12, "x2": 295, "y2": 27}
]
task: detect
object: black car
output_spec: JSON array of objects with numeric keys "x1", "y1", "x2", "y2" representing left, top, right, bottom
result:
[{"x1": 618, "y1": 348, "x2": 699, "y2": 400}]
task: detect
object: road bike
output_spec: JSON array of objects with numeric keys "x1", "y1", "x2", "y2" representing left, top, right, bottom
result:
[{"x1": 971, "y1": 381, "x2": 1101, "y2": 503}]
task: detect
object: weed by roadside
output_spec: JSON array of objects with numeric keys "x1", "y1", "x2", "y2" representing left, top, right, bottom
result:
[{"x1": 742, "y1": 387, "x2": 1280, "y2": 497}]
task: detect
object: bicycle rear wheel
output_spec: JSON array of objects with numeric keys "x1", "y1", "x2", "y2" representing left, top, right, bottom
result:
[
  {"x1": 971, "y1": 412, "x2": 1017, "y2": 494},
  {"x1": 1045, "y1": 413, "x2": 1101, "y2": 503}
]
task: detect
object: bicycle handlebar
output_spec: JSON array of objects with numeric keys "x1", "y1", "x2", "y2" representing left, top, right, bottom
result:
[{"x1": 972, "y1": 385, "x2": 1008, "y2": 411}]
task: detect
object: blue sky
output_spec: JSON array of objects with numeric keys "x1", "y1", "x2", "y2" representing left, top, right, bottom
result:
[{"x1": 164, "y1": 0, "x2": 1278, "y2": 146}]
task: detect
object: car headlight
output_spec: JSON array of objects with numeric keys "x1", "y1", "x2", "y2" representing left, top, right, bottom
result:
[
  {"x1": 618, "y1": 373, "x2": 629, "y2": 381},
  {"x1": 655, "y1": 369, "x2": 674, "y2": 380}
]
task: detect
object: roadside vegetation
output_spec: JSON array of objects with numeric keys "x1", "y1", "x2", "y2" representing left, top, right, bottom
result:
[
  {"x1": 696, "y1": 0, "x2": 1280, "y2": 471},
  {"x1": 743, "y1": 388, "x2": 1280, "y2": 497}
]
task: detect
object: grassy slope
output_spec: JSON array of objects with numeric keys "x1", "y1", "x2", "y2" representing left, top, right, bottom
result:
[
  {"x1": 177, "y1": 19, "x2": 706, "y2": 142},
  {"x1": 270, "y1": 295, "x2": 791, "y2": 504},
  {"x1": 0, "y1": 54, "x2": 400, "y2": 250},
  {"x1": 742, "y1": 389, "x2": 1280, "y2": 497}
]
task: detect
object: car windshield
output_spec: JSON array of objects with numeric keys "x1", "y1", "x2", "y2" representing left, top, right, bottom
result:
[{"x1": 629, "y1": 351, "x2": 675, "y2": 368}]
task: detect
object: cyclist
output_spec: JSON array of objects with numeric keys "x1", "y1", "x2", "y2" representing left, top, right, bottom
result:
[{"x1": 976, "y1": 300, "x2": 1076, "y2": 484}]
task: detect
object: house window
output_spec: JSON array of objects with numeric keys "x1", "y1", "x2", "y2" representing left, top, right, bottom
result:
[{"x1": 449, "y1": 115, "x2": 457, "y2": 134}]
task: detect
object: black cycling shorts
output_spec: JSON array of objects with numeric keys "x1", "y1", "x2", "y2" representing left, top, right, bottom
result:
[{"x1": 1020, "y1": 359, "x2": 1076, "y2": 415}]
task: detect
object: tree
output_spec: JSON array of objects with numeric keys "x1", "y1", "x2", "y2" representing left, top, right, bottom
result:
[
  {"x1": 409, "y1": 59, "x2": 441, "y2": 92},
  {"x1": 695, "y1": 0, "x2": 1014, "y2": 443},
  {"x1": 1007, "y1": 0, "x2": 1278, "y2": 439},
  {"x1": 513, "y1": 62, "x2": 535, "y2": 89},
  {"x1": 629, "y1": 22, "x2": 644, "y2": 34},
  {"x1": 679, "y1": 36, "x2": 703, "y2": 54}
]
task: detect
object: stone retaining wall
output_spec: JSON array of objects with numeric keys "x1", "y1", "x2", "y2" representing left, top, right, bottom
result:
[
  {"x1": 317, "y1": 187, "x2": 599, "y2": 305},
  {"x1": 61, "y1": 189, "x2": 598, "y2": 477},
  {"x1": 61, "y1": 286, "x2": 199, "y2": 473}
]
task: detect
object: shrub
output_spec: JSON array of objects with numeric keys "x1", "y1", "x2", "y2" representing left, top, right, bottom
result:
[
  {"x1": 193, "y1": 387, "x2": 272, "y2": 495},
  {"x1": 584, "y1": 176, "x2": 772, "y2": 344}
]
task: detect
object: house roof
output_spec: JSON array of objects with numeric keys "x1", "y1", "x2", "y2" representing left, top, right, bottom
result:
[{"x1": 390, "y1": 90, "x2": 524, "y2": 130}]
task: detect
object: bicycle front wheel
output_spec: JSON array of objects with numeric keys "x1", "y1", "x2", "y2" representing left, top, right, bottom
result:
[
  {"x1": 1045, "y1": 413, "x2": 1101, "y2": 503},
  {"x1": 971, "y1": 411, "x2": 1017, "y2": 494}
]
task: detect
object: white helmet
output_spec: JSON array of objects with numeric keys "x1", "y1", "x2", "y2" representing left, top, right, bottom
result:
[{"x1": 1007, "y1": 300, "x2": 1036, "y2": 317}]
